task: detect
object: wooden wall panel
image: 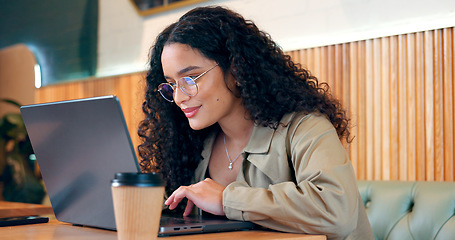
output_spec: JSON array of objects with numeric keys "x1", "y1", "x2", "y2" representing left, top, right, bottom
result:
[
  {"x1": 290, "y1": 27, "x2": 455, "y2": 181},
  {"x1": 35, "y1": 27, "x2": 454, "y2": 181},
  {"x1": 35, "y1": 72, "x2": 146, "y2": 157}
]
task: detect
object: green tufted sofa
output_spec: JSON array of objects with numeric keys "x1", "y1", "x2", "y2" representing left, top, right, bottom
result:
[{"x1": 357, "y1": 181, "x2": 455, "y2": 240}]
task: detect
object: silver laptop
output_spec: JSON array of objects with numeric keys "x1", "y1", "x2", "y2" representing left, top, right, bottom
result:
[{"x1": 20, "y1": 95, "x2": 255, "y2": 236}]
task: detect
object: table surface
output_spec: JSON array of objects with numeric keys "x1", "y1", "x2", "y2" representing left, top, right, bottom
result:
[
  {"x1": 0, "y1": 201, "x2": 54, "y2": 218},
  {"x1": 0, "y1": 220, "x2": 326, "y2": 240},
  {"x1": 0, "y1": 201, "x2": 326, "y2": 239}
]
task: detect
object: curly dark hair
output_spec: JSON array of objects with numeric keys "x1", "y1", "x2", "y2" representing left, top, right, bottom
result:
[{"x1": 138, "y1": 6, "x2": 350, "y2": 196}]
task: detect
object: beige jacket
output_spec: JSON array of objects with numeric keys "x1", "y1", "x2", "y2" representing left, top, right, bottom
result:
[{"x1": 192, "y1": 112, "x2": 374, "y2": 240}]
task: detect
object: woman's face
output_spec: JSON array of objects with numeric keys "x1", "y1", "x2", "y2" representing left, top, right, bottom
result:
[{"x1": 161, "y1": 43, "x2": 242, "y2": 130}]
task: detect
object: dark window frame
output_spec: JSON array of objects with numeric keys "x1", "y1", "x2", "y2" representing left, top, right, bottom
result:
[{"x1": 130, "y1": 0, "x2": 209, "y2": 16}]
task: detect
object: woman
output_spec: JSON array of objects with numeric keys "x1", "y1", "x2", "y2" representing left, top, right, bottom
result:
[{"x1": 138, "y1": 6, "x2": 373, "y2": 240}]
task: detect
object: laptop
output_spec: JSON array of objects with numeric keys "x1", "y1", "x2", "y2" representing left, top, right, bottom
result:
[{"x1": 20, "y1": 95, "x2": 255, "y2": 236}]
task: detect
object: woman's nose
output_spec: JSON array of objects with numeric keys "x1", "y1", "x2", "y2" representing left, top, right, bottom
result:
[{"x1": 173, "y1": 86, "x2": 190, "y2": 104}]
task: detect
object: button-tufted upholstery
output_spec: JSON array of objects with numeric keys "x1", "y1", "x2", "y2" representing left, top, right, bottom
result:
[{"x1": 357, "y1": 181, "x2": 455, "y2": 240}]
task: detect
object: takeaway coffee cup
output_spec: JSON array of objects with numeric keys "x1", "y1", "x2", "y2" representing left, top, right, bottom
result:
[{"x1": 111, "y1": 172, "x2": 164, "y2": 240}]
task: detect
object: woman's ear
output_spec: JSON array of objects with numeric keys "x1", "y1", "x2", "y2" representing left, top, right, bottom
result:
[{"x1": 224, "y1": 70, "x2": 241, "y2": 98}]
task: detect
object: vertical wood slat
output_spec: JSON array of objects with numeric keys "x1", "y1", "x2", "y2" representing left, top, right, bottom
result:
[
  {"x1": 357, "y1": 41, "x2": 367, "y2": 180},
  {"x1": 442, "y1": 28, "x2": 454, "y2": 181},
  {"x1": 390, "y1": 35, "x2": 399, "y2": 180},
  {"x1": 397, "y1": 35, "x2": 407, "y2": 180},
  {"x1": 373, "y1": 39, "x2": 382, "y2": 180},
  {"x1": 365, "y1": 40, "x2": 375, "y2": 180},
  {"x1": 406, "y1": 33, "x2": 417, "y2": 181},
  {"x1": 424, "y1": 31, "x2": 435, "y2": 181},
  {"x1": 382, "y1": 37, "x2": 391, "y2": 180},
  {"x1": 35, "y1": 27, "x2": 455, "y2": 182},
  {"x1": 415, "y1": 32, "x2": 426, "y2": 181},
  {"x1": 434, "y1": 29, "x2": 444, "y2": 181}
]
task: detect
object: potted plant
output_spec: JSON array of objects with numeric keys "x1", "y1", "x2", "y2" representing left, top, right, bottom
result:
[{"x1": 0, "y1": 98, "x2": 44, "y2": 203}]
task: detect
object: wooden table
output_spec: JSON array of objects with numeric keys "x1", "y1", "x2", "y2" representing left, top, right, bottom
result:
[
  {"x1": 0, "y1": 219, "x2": 326, "y2": 240},
  {"x1": 0, "y1": 201, "x2": 325, "y2": 239},
  {"x1": 0, "y1": 201, "x2": 54, "y2": 218}
]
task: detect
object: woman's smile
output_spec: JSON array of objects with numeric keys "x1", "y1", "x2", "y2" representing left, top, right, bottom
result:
[{"x1": 181, "y1": 106, "x2": 200, "y2": 118}]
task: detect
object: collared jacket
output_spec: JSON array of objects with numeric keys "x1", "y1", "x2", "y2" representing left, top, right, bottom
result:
[{"x1": 192, "y1": 112, "x2": 374, "y2": 240}]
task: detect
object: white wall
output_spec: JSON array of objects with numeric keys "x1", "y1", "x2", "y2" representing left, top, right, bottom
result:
[{"x1": 97, "y1": 0, "x2": 455, "y2": 78}]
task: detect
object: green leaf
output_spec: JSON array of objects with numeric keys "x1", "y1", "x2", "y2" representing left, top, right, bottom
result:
[
  {"x1": 0, "y1": 98, "x2": 22, "y2": 108},
  {"x1": 5, "y1": 113, "x2": 25, "y2": 126}
]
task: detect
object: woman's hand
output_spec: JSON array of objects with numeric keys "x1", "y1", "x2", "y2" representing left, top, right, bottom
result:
[{"x1": 164, "y1": 178, "x2": 226, "y2": 216}]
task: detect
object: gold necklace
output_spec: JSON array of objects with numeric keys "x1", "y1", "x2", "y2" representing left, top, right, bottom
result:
[{"x1": 223, "y1": 135, "x2": 243, "y2": 170}]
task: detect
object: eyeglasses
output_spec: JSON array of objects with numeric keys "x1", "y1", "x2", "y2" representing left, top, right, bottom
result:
[{"x1": 158, "y1": 64, "x2": 219, "y2": 102}]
